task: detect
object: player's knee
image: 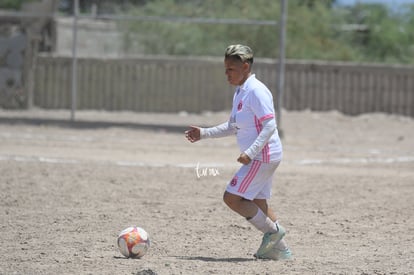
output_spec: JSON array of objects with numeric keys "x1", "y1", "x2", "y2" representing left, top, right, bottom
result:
[{"x1": 223, "y1": 191, "x2": 241, "y2": 208}]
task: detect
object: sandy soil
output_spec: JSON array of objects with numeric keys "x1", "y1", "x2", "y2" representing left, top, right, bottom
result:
[{"x1": 0, "y1": 108, "x2": 413, "y2": 275}]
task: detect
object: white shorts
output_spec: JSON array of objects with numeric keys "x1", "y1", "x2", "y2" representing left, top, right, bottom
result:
[{"x1": 226, "y1": 160, "x2": 280, "y2": 200}]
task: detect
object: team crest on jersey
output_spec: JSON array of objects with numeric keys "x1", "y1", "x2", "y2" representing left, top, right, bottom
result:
[
  {"x1": 230, "y1": 176, "x2": 238, "y2": 186},
  {"x1": 237, "y1": 101, "x2": 243, "y2": 111}
]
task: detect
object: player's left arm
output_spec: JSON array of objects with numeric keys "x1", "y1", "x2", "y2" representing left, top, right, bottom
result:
[
  {"x1": 239, "y1": 89, "x2": 276, "y2": 164},
  {"x1": 243, "y1": 117, "x2": 276, "y2": 161}
]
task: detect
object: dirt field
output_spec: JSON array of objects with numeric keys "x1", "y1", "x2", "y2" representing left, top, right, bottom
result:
[{"x1": 0, "y1": 109, "x2": 413, "y2": 275}]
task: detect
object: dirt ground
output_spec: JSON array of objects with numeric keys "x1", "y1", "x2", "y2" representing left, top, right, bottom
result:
[{"x1": 0, "y1": 108, "x2": 413, "y2": 275}]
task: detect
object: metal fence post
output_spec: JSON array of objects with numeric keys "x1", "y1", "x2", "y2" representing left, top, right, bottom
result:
[
  {"x1": 276, "y1": 0, "x2": 287, "y2": 137},
  {"x1": 71, "y1": 0, "x2": 79, "y2": 121}
]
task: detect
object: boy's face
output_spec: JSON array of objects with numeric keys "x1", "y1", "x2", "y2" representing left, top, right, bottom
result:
[{"x1": 224, "y1": 57, "x2": 250, "y2": 86}]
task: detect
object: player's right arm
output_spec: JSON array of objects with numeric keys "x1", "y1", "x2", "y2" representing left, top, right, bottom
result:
[
  {"x1": 185, "y1": 126, "x2": 201, "y2": 143},
  {"x1": 185, "y1": 121, "x2": 236, "y2": 143}
]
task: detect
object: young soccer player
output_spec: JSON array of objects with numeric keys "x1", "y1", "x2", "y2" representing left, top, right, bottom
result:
[{"x1": 185, "y1": 44, "x2": 291, "y2": 260}]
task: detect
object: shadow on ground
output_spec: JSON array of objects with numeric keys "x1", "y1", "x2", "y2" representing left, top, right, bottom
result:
[
  {"x1": 0, "y1": 117, "x2": 187, "y2": 133},
  {"x1": 176, "y1": 255, "x2": 255, "y2": 263}
]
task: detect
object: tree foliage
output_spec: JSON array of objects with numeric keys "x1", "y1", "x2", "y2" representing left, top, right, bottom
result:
[
  {"x1": 0, "y1": 0, "x2": 36, "y2": 10},
  {"x1": 341, "y1": 3, "x2": 414, "y2": 63},
  {"x1": 2, "y1": 0, "x2": 413, "y2": 64},
  {"x1": 119, "y1": 0, "x2": 414, "y2": 64}
]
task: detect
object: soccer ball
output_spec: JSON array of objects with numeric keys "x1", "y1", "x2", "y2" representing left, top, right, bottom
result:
[{"x1": 117, "y1": 226, "x2": 150, "y2": 258}]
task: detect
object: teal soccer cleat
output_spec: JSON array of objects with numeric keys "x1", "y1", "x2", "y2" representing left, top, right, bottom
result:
[
  {"x1": 254, "y1": 225, "x2": 286, "y2": 258},
  {"x1": 255, "y1": 247, "x2": 292, "y2": 260}
]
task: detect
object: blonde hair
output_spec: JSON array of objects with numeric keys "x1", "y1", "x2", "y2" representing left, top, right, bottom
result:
[{"x1": 225, "y1": 44, "x2": 254, "y2": 65}]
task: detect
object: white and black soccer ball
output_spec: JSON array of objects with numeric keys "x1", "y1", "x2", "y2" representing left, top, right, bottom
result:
[{"x1": 117, "y1": 226, "x2": 150, "y2": 258}]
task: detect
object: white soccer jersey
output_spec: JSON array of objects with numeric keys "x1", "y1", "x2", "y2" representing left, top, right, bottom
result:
[{"x1": 230, "y1": 74, "x2": 282, "y2": 163}]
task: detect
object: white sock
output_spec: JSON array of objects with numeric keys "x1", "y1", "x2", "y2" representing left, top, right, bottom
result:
[
  {"x1": 247, "y1": 209, "x2": 279, "y2": 233},
  {"x1": 274, "y1": 220, "x2": 281, "y2": 231}
]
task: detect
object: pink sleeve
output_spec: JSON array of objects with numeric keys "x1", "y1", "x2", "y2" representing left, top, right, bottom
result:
[{"x1": 258, "y1": 114, "x2": 274, "y2": 123}]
